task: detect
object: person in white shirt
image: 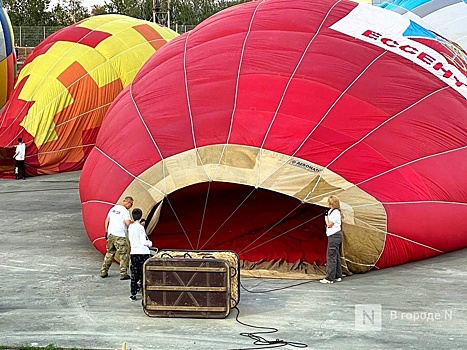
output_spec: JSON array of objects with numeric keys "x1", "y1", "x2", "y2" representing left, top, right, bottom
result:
[
  {"x1": 128, "y1": 208, "x2": 152, "y2": 301},
  {"x1": 320, "y1": 195, "x2": 344, "y2": 284},
  {"x1": 13, "y1": 137, "x2": 26, "y2": 180},
  {"x1": 100, "y1": 196, "x2": 134, "y2": 280}
]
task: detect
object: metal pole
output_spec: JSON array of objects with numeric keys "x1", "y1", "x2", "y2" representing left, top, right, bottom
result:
[{"x1": 167, "y1": 0, "x2": 171, "y2": 28}]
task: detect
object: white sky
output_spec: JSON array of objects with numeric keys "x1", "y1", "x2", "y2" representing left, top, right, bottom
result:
[
  {"x1": 50, "y1": 0, "x2": 107, "y2": 11},
  {"x1": 81, "y1": 0, "x2": 107, "y2": 9}
]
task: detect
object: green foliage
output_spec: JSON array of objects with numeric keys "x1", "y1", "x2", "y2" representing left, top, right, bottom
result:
[
  {"x1": 4, "y1": 0, "x2": 53, "y2": 25},
  {"x1": 170, "y1": 0, "x2": 250, "y2": 25},
  {"x1": 50, "y1": 0, "x2": 90, "y2": 26},
  {"x1": 4, "y1": 0, "x2": 89, "y2": 26},
  {"x1": 4, "y1": 0, "x2": 253, "y2": 28}
]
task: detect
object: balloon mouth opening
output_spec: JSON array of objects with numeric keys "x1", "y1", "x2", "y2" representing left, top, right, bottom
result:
[{"x1": 149, "y1": 181, "x2": 328, "y2": 273}]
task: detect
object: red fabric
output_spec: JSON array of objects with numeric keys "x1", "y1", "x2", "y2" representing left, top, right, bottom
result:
[{"x1": 80, "y1": 0, "x2": 467, "y2": 270}]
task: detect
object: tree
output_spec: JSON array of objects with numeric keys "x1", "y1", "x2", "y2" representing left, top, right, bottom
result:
[
  {"x1": 103, "y1": 0, "x2": 153, "y2": 21},
  {"x1": 50, "y1": 0, "x2": 89, "y2": 26},
  {"x1": 4, "y1": 0, "x2": 53, "y2": 25},
  {"x1": 169, "y1": 0, "x2": 250, "y2": 26},
  {"x1": 91, "y1": 5, "x2": 108, "y2": 15}
]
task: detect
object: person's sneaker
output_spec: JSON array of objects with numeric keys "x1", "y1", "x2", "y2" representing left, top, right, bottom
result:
[
  {"x1": 336, "y1": 278, "x2": 342, "y2": 282},
  {"x1": 129, "y1": 295, "x2": 137, "y2": 301},
  {"x1": 120, "y1": 275, "x2": 130, "y2": 280},
  {"x1": 100, "y1": 273, "x2": 108, "y2": 278},
  {"x1": 319, "y1": 278, "x2": 334, "y2": 284}
]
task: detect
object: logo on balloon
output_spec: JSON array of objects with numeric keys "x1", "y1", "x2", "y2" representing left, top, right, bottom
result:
[{"x1": 289, "y1": 160, "x2": 321, "y2": 173}]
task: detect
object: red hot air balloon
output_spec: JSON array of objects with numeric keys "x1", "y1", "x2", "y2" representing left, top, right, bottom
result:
[{"x1": 80, "y1": 0, "x2": 467, "y2": 278}]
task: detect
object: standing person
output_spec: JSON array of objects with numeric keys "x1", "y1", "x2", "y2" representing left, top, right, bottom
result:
[
  {"x1": 100, "y1": 196, "x2": 134, "y2": 280},
  {"x1": 128, "y1": 208, "x2": 152, "y2": 301},
  {"x1": 13, "y1": 138, "x2": 26, "y2": 180},
  {"x1": 320, "y1": 195, "x2": 343, "y2": 284}
]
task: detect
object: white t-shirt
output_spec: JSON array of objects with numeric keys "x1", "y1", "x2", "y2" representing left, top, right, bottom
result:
[
  {"x1": 128, "y1": 222, "x2": 152, "y2": 255},
  {"x1": 15, "y1": 143, "x2": 26, "y2": 161},
  {"x1": 107, "y1": 204, "x2": 131, "y2": 237},
  {"x1": 326, "y1": 209, "x2": 342, "y2": 236}
]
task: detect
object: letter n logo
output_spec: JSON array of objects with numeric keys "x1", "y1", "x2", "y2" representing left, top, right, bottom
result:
[{"x1": 355, "y1": 304, "x2": 382, "y2": 331}]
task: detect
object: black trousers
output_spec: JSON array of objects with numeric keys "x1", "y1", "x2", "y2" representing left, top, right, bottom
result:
[
  {"x1": 130, "y1": 254, "x2": 150, "y2": 296},
  {"x1": 15, "y1": 160, "x2": 25, "y2": 179},
  {"x1": 326, "y1": 231, "x2": 343, "y2": 281}
]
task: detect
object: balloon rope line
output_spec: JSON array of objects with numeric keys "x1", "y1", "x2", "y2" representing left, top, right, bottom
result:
[
  {"x1": 258, "y1": 50, "x2": 387, "y2": 194},
  {"x1": 32, "y1": 142, "x2": 95, "y2": 155},
  {"x1": 81, "y1": 199, "x2": 115, "y2": 206},
  {"x1": 254, "y1": 1, "x2": 342, "y2": 188},
  {"x1": 199, "y1": 187, "x2": 256, "y2": 250},
  {"x1": 385, "y1": 230, "x2": 444, "y2": 253},
  {"x1": 182, "y1": 31, "x2": 211, "y2": 181},
  {"x1": 239, "y1": 201, "x2": 303, "y2": 254},
  {"x1": 0, "y1": 21, "x2": 155, "y2": 142},
  {"x1": 354, "y1": 200, "x2": 467, "y2": 207},
  {"x1": 57, "y1": 103, "x2": 112, "y2": 127},
  {"x1": 196, "y1": 181, "x2": 211, "y2": 249},
  {"x1": 94, "y1": 147, "x2": 166, "y2": 197},
  {"x1": 129, "y1": 81, "x2": 168, "y2": 192},
  {"x1": 205, "y1": 7, "x2": 372, "y2": 253},
  {"x1": 349, "y1": 213, "x2": 445, "y2": 269},
  {"x1": 165, "y1": 196, "x2": 195, "y2": 250},
  {"x1": 305, "y1": 144, "x2": 467, "y2": 203},
  {"x1": 240, "y1": 212, "x2": 323, "y2": 255},
  {"x1": 212, "y1": 0, "x2": 266, "y2": 181},
  {"x1": 324, "y1": 87, "x2": 449, "y2": 170}
]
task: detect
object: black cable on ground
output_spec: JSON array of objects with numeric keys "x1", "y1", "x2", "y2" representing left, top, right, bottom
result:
[
  {"x1": 229, "y1": 306, "x2": 307, "y2": 350},
  {"x1": 240, "y1": 279, "x2": 315, "y2": 293}
]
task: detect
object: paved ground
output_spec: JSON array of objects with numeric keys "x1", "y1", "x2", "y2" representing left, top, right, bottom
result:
[{"x1": 0, "y1": 171, "x2": 466, "y2": 350}]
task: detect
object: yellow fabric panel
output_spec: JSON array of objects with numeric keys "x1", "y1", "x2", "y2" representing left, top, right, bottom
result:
[
  {"x1": 18, "y1": 42, "x2": 117, "y2": 146},
  {"x1": 78, "y1": 15, "x2": 176, "y2": 87},
  {"x1": 0, "y1": 59, "x2": 7, "y2": 107},
  {"x1": 18, "y1": 42, "x2": 111, "y2": 91},
  {"x1": 79, "y1": 14, "x2": 178, "y2": 41}
]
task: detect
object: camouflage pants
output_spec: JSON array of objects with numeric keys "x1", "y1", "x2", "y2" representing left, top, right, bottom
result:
[{"x1": 100, "y1": 234, "x2": 129, "y2": 278}]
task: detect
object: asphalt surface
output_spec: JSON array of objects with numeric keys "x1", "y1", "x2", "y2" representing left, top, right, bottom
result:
[{"x1": 0, "y1": 171, "x2": 466, "y2": 350}]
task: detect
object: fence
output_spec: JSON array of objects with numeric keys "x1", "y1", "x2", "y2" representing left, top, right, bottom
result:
[{"x1": 13, "y1": 24, "x2": 197, "y2": 48}]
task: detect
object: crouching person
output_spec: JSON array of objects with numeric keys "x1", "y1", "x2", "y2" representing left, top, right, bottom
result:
[{"x1": 128, "y1": 208, "x2": 152, "y2": 301}]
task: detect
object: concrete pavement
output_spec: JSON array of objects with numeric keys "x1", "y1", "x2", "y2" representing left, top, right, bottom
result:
[{"x1": 0, "y1": 171, "x2": 466, "y2": 350}]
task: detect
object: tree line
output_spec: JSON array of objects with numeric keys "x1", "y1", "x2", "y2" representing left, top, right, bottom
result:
[{"x1": 3, "y1": 0, "x2": 250, "y2": 27}]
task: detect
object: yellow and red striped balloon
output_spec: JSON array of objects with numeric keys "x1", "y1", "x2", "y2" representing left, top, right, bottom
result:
[{"x1": 0, "y1": 14, "x2": 178, "y2": 177}]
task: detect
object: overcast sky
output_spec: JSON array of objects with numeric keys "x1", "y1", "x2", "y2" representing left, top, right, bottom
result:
[
  {"x1": 50, "y1": 0, "x2": 107, "y2": 10},
  {"x1": 81, "y1": 0, "x2": 106, "y2": 9}
]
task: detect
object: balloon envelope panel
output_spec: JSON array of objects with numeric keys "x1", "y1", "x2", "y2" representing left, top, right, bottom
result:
[
  {"x1": 0, "y1": 7, "x2": 15, "y2": 110},
  {"x1": 0, "y1": 14, "x2": 178, "y2": 177},
  {"x1": 380, "y1": 0, "x2": 467, "y2": 50},
  {"x1": 80, "y1": 0, "x2": 467, "y2": 276}
]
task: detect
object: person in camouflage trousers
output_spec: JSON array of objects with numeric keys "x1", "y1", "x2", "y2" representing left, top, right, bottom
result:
[{"x1": 100, "y1": 196, "x2": 134, "y2": 280}]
